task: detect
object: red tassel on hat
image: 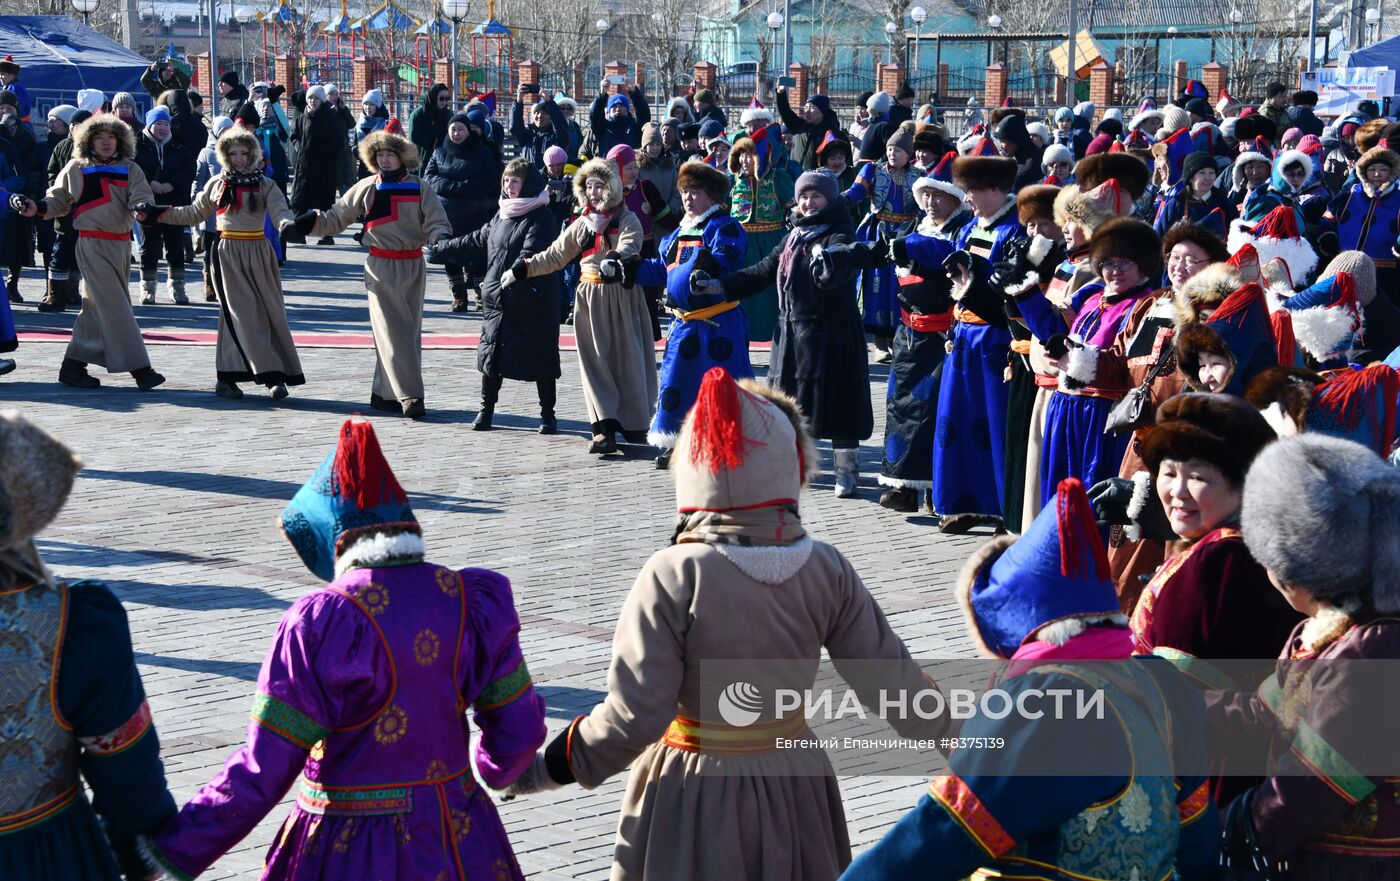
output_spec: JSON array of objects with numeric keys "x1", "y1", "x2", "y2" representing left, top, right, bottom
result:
[
  {"x1": 1251, "y1": 205, "x2": 1301, "y2": 241},
  {"x1": 1227, "y1": 243, "x2": 1262, "y2": 284},
  {"x1": 1208, "y1": 281, "x2": 1265, "y2": 326},
  {"x1": 688, "y1": 367, "x2": 754, "y2": 473},
  {"x1": 1314, "y1": 364, "x2": 1400, "y2": 439},
  {"x1": 332, "y1": 418, "x2": 408, "y2": 510},
  {"x1": 1055, "y1": 478, "x2": 1110, "y2": 580}
]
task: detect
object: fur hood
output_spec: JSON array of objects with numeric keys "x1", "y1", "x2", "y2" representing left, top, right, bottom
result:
[
  {"x1": 956, "y1": 535, "x2": 1018, "y2": 659},
  {"x1": 0, "y1": 410, "x2": 82, "y2": 552},
  {"x1": 1244, "y1": 366, "x2": 1321, "y2": 436},
  {"x1": 1357, "y1": 146, "x2": 1400, "y2": 197},
  {"x1": 357, "y1": 130, "x2": 421, "y2": 173},
  {"x1": 72, "y1": 114, "x2": 136, "y2": 164},
  {"x1": 214, "y1": 128, "x2": 263, "y2": 172},
  {"x1": 572, "y1": 157, "x2": 624, "y2": 211},
  {"x1": 737, "y1": 378, "x2": 819, "y2": 488},
  {"x1": 1173, "y1": 262, "x2": 1241, "y2": 327}
]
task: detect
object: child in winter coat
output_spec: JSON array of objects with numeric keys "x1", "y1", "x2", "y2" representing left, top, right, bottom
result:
[{"x1": 1318, "y1": 146, "x2": 1400, "y2": 300}]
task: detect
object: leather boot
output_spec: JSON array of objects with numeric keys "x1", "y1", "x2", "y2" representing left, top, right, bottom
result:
[
  {"x1": 450, "y1": 281, "x2": 472, "y2": 313},
  {"x1": 66, "y1": 276, "x2": 83, "y2": 306},
  {"x1": 59, "y1": 358, "x2": 100, "y2": 388},
  {"x1": 168, "y1": 265, "x2": 189, "y2": 304},
  {"x1": 6, "y1": 270, "x2": 20, "y2": 303},
  {"x1": 37, "y1": 276, "x2": 66, "y2": 312},
  {"x1": 537, "y1": 379, "x2": 557, "y2": 434},
  {"x1": 473, "y1": 374, "x2": 501, "y2": 430},
  {"x1": 203, "y1": 260, "x2": 217, "y2": 302}
]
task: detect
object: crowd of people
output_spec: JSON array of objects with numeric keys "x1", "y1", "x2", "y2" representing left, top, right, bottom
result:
[{"x1": 5, "y1": 51, "x2": 1400, "y2": 881}]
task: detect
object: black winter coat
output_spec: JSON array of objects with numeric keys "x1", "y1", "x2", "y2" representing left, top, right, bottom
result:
[
  {"x1": 290, "y1": 103, "x2": 346, "y2": 211},
  {"x1": 219, "y1": 83, "x2": 249, "y2": 119},
  {"x1": 432, "y1": 203, "x2": 562, "y2": 380},
  {"x1": 776, "y1": 89, "x2": 843, "y2": 170},
  {"x1": 509, "y1": 100, "x2": 569, "y2": 170},
  {"x1": 588, "y1": 89, "x2": 651, "y2": 154},
  {"x1": 160, "y1": 89, "x2": 210, "y2": 159},
  {"x1": 424, "y1": 135, "x2": 501, "y2": 237},
  {"x1": 134, "y1": 132, "x2": 197, "y2": 206},
  {"x1": 410, "y1": 85, "x2": 453, "y2": 160},
  {"x1": 720, "y1": 200, "x2": 873, "y2": 441},
  {"x1": 1287, "y1": 104, "x2": 1325, "y2": 138}
]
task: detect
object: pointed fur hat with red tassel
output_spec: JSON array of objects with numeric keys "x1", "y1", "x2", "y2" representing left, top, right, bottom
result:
[{"x1": 673, "y1": 367, "x2": 816, "y2": 513}]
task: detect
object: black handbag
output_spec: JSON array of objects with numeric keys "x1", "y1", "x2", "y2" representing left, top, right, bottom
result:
[{"x1": 1103, "y1": 344, "x2": 1175, "y2": 436}]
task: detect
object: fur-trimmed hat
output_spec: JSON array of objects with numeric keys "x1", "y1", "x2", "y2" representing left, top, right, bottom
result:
[
  {"x1": 1227, "y1": 206, "x2": 1317, "y2": 285},
  {"x1": 1162, "y1": 220, "x2": 1230, "y2": 266},
  {"x1": 0, "y1": 55, "x2": 19, "y2": 76},
  {"x1": 357, "y1": 130, "x2": 420, "y2": 173},
  {"x1": 0, "y1": 411, "x2": 82, "y2": 553},
  {"x1": 676, "y1": 159, "x2": 730, "y2": 205},
  {"x1": 1128, "y1": 108, "x2": 1164, "y2": 132},
  {"x1": 1088, "y1": 216, "x2": 1161, "y2": 278},
  {"x1": 912, "y1": 124, "x2": 946, "y2": 156},
  {"x1": 672, "y1": 367, "x2": 816, "y2": 512},
  {"x1": 1356, "y1": 117, "x2": 1389, "y2": 153},
  {"x1": 913, "y1": 151, "x2": 965, "y2": 202},
  {"x1": 1356, "y1": 146, "x2": 1400, "y2": 195},
  {"x1": 1173, "y1": 262, "x2": 1242, "y2": 326},
  {"x1": 1175, "y1": 280, "x2": 1279, "y2": 395},
  {"x1": 1017, "y1": 184, "x2": 1060, "y2": 225},
  {"x1": 952, "y1": 154, "x2": 1017, "y2": 192},
  {"x1": 1140, "y1": 393, "x2": 1276, "y2": 487},
  {"x1": 815, "y1": 130, "x2": 852, "y2": 164},
  {"x1": 957, "y1": 478, "x2": 1126, "y2": 660},
  {"x1": 739, "y1": 98, "x2": 773, "y2": 126},
  {"x1": 72, "y1": 114, "x2": 136, "y2": 164},
  {"x1": 1055, "y1": 179, "x2": 1136, "y2": 231},
  {"x1": 1242, "y1": 433, "x2": 1400, "y2": 612},
  {"x1": 214, "y1": 127, "x2": 263, "y2": 171},
  {"x1": 572, "y1": 156, "x2": 624, "y2": 211},
  {"x1": 1073, "y1": 152, "x2": 1150, "y2": 201},
  {"x1": 1279, "y1": 271, "x2": 1365, "y2": 366},
  {"x1": 886, "y1": 120, "x2": 916, "y2": 157}
]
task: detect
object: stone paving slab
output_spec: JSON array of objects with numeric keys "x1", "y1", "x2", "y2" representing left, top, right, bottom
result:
[{"x1": 4, "y1": 237, "x2": 985, "y2": 879}]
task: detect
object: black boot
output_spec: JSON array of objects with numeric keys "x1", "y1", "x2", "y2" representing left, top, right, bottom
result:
[
  {"x1": 537, "y1": 379, "x2": 557, "y2": 434},
  {"x1": 450, "y1": 281, "x2": 472, "y2": 313},
  {"x1": 132, "y1": 366, "x2": 166, "y2": 390},
  {"x1": 879, "y1": 487, "x2": 919, "y2": 512},
  {"x1": 59, "y1": 358, "x2": 99, "y2": 388},
  {"x1": 37, "y1": 276, "x2": 66, "y2": 312},
  {"x1": 369, "y1": 393, "x2": 402, "y2": 414},
  {"x1": 473, "y1": 374, "x2": 502, "y2": 431},
  {"x1": 67, "y1": 277, "x2": 83, "y2": 306}
]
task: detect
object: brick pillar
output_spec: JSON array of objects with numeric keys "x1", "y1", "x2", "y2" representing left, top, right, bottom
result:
[
  {"x1": 1202, "y1": 62, "x2": 1228, "y2": 101},
  {"x1": 434, "y1": 58, "x2": 451, "y2": 89},
  {"x1": 572, "y1": 61, "x2": 587, "y2": 102},
  {"x1": 693, "y1": 61, "x2": 718, "y2": 91},
  {"x1": 788, "y1": 63, "x2": 809, "y2": 108},
  {"x1": 984, "y1": 63, "x2": 1008, "y2": 109},
  {"x1": 879, "y1": 62, "x2": 904, "y2": 97},
  {"x1": 633, "y1": 61, "x2": 646, "y2": 89},
  {"x1": 273, "y1": 55, "x2": 297, "y2": 96},
  {"x1": 518, "y1": 60, "x2": 540, "y2": 104},
  {"x1": 1088, "y1": 61, "x2": 1114, "y2": 122},
  {"x1": 937, "y1": 63, "x2": 948, "y2": 100},
  {"x1": 1053, "y1": 76, "x2": 1066, "y2": 105},
  {"x1": 352, "y1": 57, "x2": 372, "y2": 101},
  {"x1": 1174, "y1": 60, "x2": 1187, "y2": 98},
  {"x1": 193, "y1": 52, "x2": 212, "y2": 93},
  {"x1": 604, "y1": 60, "x2": 627, "y2": 93}
]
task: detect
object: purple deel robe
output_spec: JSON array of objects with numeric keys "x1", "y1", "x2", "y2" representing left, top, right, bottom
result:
[{"x1": 152, "y1": 563, "x2": 546, "y2": 880}]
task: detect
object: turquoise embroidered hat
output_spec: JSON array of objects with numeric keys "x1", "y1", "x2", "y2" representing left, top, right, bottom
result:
[{"x1": 280, "y1": 418, "x2": 418, "y2": 581}]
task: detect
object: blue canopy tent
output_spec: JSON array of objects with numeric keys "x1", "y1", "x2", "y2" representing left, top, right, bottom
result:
[
  {"x1": 0, "y1": 15, "x2": 147, "y2": 106},
  {"x1": 1347, "y1": 33, "x2": 1400, "y2": 73}
]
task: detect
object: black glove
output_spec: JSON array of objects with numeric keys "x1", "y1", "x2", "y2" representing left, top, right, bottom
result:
[
  {"x1": 1087, "y1": 477, "x2": 1135, "y2": 526},
  {"x1": 598, "y1": 250, "x2": 624, "y2": 284},
  {"x1": 293, "y1": 211, "x2": 317, "y2": 238},
  {"x1": 810, "y1": 242, "x2": 852, "y2": 279},
  {"x1": 988, "y1": 258, "x2": 1021, "y2": 292},
  {"x1": 7, "y1": 193, "x2": 30, "y2": 215},
  {"x1": 1315, "y1": 229, "x2": 1339, "y2": 262},
  {"x1": 424, "y1": 240, "x2": 448, "y2": 264},
  {"x1": 622, "y1": 255, "x2": 641, "y2": 289},
  {"x1": 1221, "y1": 789, "x2": 1283, "y2": 881},
  {"x1": 1043, "y1": 333, "x2": 1071, "y2": 360},
  {"x1": 689, "y1": 269, "x2": 724, "y2": 301},
  {"x1": 133, "y1": 202, "x2": 166, "y2": 225},
  {"x1": 110, "y1": 834, "x2": 163, "y2": 881},
  {"x1": 268, "y1": 84, "x2": 286, "y2": 102},
  {"x1": 279, "y1": 221, "x2": 305, "y2": 245},
  {"x1": 890, "y1": 234, "x2": 911, "y2": 266}
]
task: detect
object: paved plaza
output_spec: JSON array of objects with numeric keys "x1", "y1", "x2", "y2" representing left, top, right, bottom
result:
[{"x1": 5, "y1": 239, "x2": 987, "y2": 879}]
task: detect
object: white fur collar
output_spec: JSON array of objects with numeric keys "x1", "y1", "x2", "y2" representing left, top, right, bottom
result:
[
  {"x1": 681, "y1": 203, "x2": 724, "y2": 230},
  {"x1": 335, "y1": 531, "x2": 426, "y2": 577},
  {"x1": 1301, "y1": 602, "x2": 1359, "y2": 652},
  {"x1": 975, "y1": 196, "x2": 1017, "y2": 229},
  {"x1": 1036, "y1": 614, "x2": 1129, "y2": 646},
  {"x1": 1288, "y1": 305, "x2": 1358, "y2": 362},
  {"x1": 714, "y1": 536, "x2": 814, "y2": 585}
]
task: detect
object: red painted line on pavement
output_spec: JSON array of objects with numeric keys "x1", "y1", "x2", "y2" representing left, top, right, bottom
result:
[{"x1": 16, "y1": 330, "x2": 772, "y2": 352}]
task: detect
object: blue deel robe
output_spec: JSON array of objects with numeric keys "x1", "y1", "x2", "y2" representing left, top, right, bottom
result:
[
  {"x1": 931, "y1": 198, "x2": 1022, "y2": 518},
  {"x1": 636, "y1": 208, "x2": 749, "y2": 447},
  {"x1": 845, "y1": 161, "x2": 918, "y2": 337},
  {"x1": 839, "y1": 656, "x2": 1221, "y2": 881}
]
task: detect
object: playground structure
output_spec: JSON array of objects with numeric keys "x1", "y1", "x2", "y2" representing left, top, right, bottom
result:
[{"x1": 250, "y1": 0, "x2": 513, "y2": 106}]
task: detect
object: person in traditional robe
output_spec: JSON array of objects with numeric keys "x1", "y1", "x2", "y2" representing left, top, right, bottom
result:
[
  {"x1": 506, "y1": 157, "x2": 651, "y2": 454},
  {"x1": 841, "y1": 477, "x2": 1220, "y2": 881},
  {"x1": 147, "y1": 418, "x2": 547, "y2": 881},
  {"x1": 139, "y1": 128, "x2": 303, "y2": 400},
  {"x1": 845, "y1": 120, "x2": 919, "y2": 361},
  {"x1": 931, "y1": 143, "x2": 1023, "y2": 533},
  {"x1": 0, "y1": 412, "x2": 175, "y2": 881},
  {"x1": 286, "y1": 130, "x2": 451, "y2": 420},
  {"x1": 727, "y1": 125, "x2": 793, "y2": 343},
  {"x1": 500, "y1": 366, "x2": 940, "y2": 881},
  {"x1": 1214, "y1": 434, "x2": 1400, "y2": 879},
  {"x1": 634, "y1": 161, "x2": 748, "y2": 466},
  {"x1": 14, "y1": 115, "x2": 166, "y2": 390},
  {"x1": 607, "y1": 143, "x2": 670, "y2": 340}
]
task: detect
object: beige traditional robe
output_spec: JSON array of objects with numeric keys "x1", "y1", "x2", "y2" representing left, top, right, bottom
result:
[
  {"x1": 311, "y1": 173, "x2": 451, "y2": 403},
  {"x1": 564, "y1": 539, "x2": 939, "y2": 881},
  {"x1": 160, "y1": 176, "x2": 303, "y2": 386},
  {"x1": 524, "y1": 208, "x2": 654, "y2": 435},
  {"x1": 42, "y1": 158, "x2": 155, "y2": 373}
]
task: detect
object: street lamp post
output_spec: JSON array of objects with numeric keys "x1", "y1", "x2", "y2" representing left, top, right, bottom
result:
[
  {"x1": 71, "y1": 0, "x2": 98, "y2": 27},
  {"x1": 235, "y1": 7, "x2": 252, "y2": 84},
  {"x1": 1167, "y1": 25, "x2": 1178, "y2": 94},
  {"x1": 652, "y1": 10, "x2": 666, "y2": 91},
  {"x1": 911, "y1": 5, "x2": 927, "y2": 74},
  {"x1": 767, "y1": 11, "x2": 783, "y2": 91},
  {"x1": 1229, "y1": 7, "x2": 1242, "y2": 68},
  {"x1": 885, "y1": 20, "x2": 897, "y2": 65},
  {"x1": 443, "y1": 0, "x2": 469, "y2": 109},
  {"x1": 1367, "y1": 6, "x2": 1381, "y2": 44},
  {"x1": 596, "y1": 18, "x2": 608, "y2": 84},
  {"x1": 988, "y1": 14, "x2": 1003, "y2": 66}
]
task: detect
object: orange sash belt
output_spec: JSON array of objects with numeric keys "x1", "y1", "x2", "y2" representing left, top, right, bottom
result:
[
  {"x1": 953, "y1": 305, "x2": 988, "y2": 326},
  {"x1": 662, "y1": 714, "x2": 807, "y2": 755},
  {"x1": 221, "y1": 229, "x2": 265, "y2": 240}
]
